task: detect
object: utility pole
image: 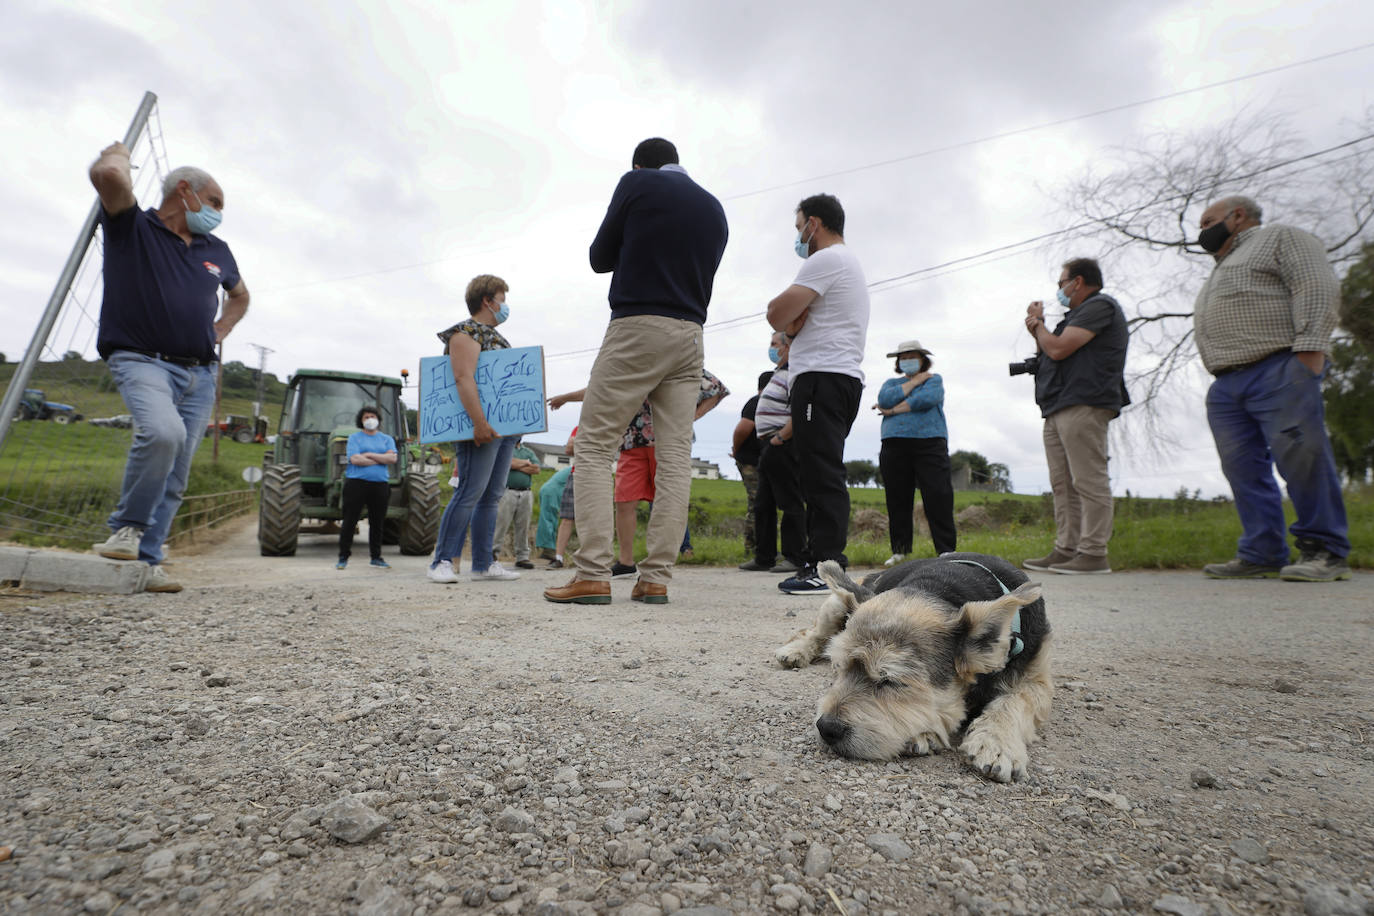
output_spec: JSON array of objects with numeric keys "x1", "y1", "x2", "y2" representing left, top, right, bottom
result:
[{"x1": 248, "y1": 343, "x2": 274, "y2": 419}]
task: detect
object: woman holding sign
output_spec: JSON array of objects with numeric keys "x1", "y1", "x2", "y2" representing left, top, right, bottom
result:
[{"x1": 427, "y1": 275, "x2": 522, "y2": 584}]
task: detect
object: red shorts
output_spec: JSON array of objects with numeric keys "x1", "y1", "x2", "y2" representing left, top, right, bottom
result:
[{"x1": 614, "y1": 446, "x2": 656, "y2": 503}]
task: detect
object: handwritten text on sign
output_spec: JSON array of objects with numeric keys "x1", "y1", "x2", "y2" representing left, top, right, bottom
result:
[{"x1": 418, "y1": 346, "x2": 548, "y2": 444}]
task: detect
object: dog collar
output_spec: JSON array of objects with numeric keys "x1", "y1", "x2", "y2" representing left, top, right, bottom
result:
[{"x1": 942, "y1": 558, "x2": 1024, "y2": 658}]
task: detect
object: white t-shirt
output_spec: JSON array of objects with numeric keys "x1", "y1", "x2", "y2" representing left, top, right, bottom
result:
[{"x1": 786, "y1": 243, "x2": 870, "y2": 381}]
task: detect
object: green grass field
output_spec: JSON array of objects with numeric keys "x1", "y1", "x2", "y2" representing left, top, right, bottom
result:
[
  {"x1": 521, "y1": 473, "x2": 1370, "y2": 571},
  {"x1": 2, "y1": 377, "x2": 1368, "y2": 570},
  {"x1": 0, "y1": 420, "x2": 268, "y2": 548},
  {"x1": 0, "y1": 358, "x2": 282, "y2": 422}
]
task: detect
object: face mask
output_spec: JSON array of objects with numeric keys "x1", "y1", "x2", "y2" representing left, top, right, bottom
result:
[
  {"x1": 1198, "y1": 218, "x2": 1233, "y2": 254},
  {"x1": 899, "y1": 359, "x2": 923, "y2": 375},
  {"x1": 794, "y1": 220, "x2": 814, "y2": 259},
  {"x1": 491, "y1": 300, "x2": 510, "y2": 324},
  {"x1": 768, "y1": 346, "x2": 781, "y2": 364},
  {"x1": 363, "y1": 417, "x2": 379, "y2": 431},
  {"x1": 183, "y1": 188, "x2": 222, "y2": 235},
  {"x1": 1055, "y1": 286, "x2": 1072, "y2": 308}
]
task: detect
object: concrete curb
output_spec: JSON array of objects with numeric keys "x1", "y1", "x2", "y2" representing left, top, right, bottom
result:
[{"x1": 1, "y1": 546, "x2": 149, "y2": 594}]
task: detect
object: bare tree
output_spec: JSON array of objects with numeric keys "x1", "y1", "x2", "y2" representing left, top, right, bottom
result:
[{"x1": 1056, "y1": 108, "x2": 1374, "y2": 440}]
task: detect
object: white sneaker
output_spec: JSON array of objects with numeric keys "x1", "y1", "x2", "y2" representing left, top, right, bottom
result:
[
  {"x1": 884, "y1": 553, "x2": 905, "y2": 567},
  {"x1": 427, "y1": 560, "x2": 460, "y2": 584},
  {"x1": 470, "y1": 561, "x2": 521, "y2": 582},
  {"x1": 144, "y1": 565, "x2": 182, "y2": 593},
  {"x1": 95, "y1": 526, "x2": 143, "y2": 561}
]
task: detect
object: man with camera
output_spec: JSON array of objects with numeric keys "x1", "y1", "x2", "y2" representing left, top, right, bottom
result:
[{"x1": 1019, "y1": 257, "x2": 1129, "y2": 575}]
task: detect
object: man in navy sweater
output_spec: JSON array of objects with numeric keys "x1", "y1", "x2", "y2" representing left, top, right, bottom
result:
[{"x1": 545, "y1": 138, "x2": 728, "y2": 606}]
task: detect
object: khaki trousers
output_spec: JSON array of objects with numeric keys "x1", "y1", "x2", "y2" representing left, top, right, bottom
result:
[
  {"x1": 1042, "y1": 404, "x2": 1115, "y2": 557},
  {"x1": 574, "y1": 315, "x2": 703, "y2": 584},
  {"x1": 492, "y1": 488, "x2": 533, "y2": 561}
]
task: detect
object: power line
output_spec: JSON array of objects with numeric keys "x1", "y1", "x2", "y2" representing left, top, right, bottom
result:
[
  {"x1": 544, "y1": 131, "x2": 1374, "y2": 361},
  {"x1": 865, "y1": 133, "x2": 1374, "y2": 291},
  {"x1": 721, "y1": 41, "x2": 1374, "y2": 200},
  {"x1": 246, "y1": 42, "x2": 1374, "y2": 301}
]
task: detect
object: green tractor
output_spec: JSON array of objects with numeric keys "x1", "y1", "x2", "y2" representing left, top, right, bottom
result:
[{"x1": 258, "y1": 369, "x2": 443, "y2": 557}]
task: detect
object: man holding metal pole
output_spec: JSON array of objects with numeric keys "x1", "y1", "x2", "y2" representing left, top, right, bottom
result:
[{"x1": 88, "y1": 141, "x2": 250, "y2": 592}]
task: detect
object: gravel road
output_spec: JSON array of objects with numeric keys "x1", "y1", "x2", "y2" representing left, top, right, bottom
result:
[{"x1": 2, "y1": 517, "x2": 1372, "y2": 915}]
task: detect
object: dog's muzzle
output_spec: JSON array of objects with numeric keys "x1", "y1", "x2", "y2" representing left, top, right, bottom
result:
[{"x1": 816, "y1": 714, "x2": 851, "y2": 747}]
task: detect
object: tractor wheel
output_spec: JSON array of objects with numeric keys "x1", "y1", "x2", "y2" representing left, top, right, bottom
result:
[
  {"x1": 398, "y1": 473, "x2": 441, "y2": 556},
  {"x1": 233, "y1": 428, "x2": 254, "y2": 444},
  {"x1": 52, "y1": 413, "x2": 71, "y2": 425},
  {"x1": 381, "y1": 519, "x2": 401, "y2": 545},
  {"x1": 258, "y1": 464, "x2": 302, "y2": 556}
]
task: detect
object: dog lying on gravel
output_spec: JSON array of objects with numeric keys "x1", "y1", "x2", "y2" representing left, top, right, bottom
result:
[{"x1": 775, "y1": 553, "x2": 1052, "y2": 782}]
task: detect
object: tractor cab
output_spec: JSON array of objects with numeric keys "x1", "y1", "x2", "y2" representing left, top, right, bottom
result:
[
  {"x1": 275, "y1": 371, "x2": 409, "y2": 487},
  {"x1": 258, "y1": 369, "x2": 440, "y2": 557}
]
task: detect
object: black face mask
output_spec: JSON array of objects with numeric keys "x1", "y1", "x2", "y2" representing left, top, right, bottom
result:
[{"x1": 1198, "y1": 218, "x2": 1233, "y2": 254}]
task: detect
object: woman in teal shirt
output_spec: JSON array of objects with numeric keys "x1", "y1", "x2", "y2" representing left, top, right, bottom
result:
[
  {"x1": 337, "y1": 406, "x2": 397, "y2": 569},
  {"x1": 873, "y1": 339, "x2": 956, "y2": 564}
]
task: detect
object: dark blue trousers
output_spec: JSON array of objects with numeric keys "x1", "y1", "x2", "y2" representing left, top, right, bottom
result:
[{"x1": 1206, "y1": 351, "x2": 1349, "y2": 564}]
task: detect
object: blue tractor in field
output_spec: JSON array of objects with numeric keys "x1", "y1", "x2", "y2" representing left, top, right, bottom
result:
[{"x1": 11, "y1": 389, "x2": 81, "y2": 424}]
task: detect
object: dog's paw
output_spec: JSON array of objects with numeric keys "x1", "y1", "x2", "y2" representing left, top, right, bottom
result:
[
  {"x1": 900, "y1": 732, "x2": 948, "y2": 757},
  {"x1": 774, "y1": 632, "x2": 820, "y2": 669},
  {"x1": 960, "y1": 728, "x2": 1028, "y2": 783},
  {"x1": 774, "y1": 644, "x2": 815, "y2": 669}
]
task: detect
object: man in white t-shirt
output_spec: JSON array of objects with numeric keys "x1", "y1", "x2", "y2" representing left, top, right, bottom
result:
[{"x1": 765, "y1": 193, "x2": 870, "y2": 595}]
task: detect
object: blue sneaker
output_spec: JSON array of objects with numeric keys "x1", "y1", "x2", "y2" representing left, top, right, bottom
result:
[
  {"x1": 335, "y1": 558, "x2": 348, "y2": 570},
  {"x1": 370, "y1": 558, "x2": 391, "y2": 569},
  {"x1": 778, "y1": 566, "x2": 830, "y2": 595}
]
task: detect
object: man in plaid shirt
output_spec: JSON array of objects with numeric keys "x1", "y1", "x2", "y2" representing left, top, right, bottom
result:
[{"x1": 1193, "y1": 195, "x2": 1350, "y2": 582}]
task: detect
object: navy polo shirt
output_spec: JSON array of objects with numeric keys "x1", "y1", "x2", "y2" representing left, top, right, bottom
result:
[{"x1": 97, "y1": 206, "x2": 240, "y2": 363}]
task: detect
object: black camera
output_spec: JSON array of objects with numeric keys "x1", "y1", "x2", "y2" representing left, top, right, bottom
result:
[{"x1": 1009, "y1": 356, "x2": 1039, "y2": 377}]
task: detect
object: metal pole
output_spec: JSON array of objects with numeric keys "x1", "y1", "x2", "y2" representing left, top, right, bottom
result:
[
  {"x1": 0, "y1": 91, "x2": 158, "y2": 454},
  {"x1": 249, "y1": 342, "x2": 273, "y2": 420}
]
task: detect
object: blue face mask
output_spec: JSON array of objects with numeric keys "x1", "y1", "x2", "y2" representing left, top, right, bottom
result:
[
  {"x1": 184, "y1": 188, "x2": 222, "y2": 235},
  {"x1": 1055, "y1": 279, "x2": 1074, "y2": 309},
  {"x1": 899, "y1": 359, "x2": 924, "y2": 375},
  {"x1": 492, "y1": 300, "x2": 510, "y2": 325},
  {"x1": 768, "y1": 346, "x2": 781, "y2": 364},
  {"x1": 794, "y1": 220, "x2": 813, "y2": 259}
]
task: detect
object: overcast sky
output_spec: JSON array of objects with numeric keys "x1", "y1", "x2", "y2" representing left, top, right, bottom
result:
[{"x1": 3, "y1": 0, "x2": 1371, "y2": 497}]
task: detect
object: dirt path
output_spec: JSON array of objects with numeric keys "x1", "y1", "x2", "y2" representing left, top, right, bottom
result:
[{"x1": 2, "y1": 517, "x2": 1371, "y2": 915}]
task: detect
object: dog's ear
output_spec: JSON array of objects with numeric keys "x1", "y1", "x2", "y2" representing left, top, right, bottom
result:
[
  {"x1": 954, "y1": 582, "x2": 1042, "y2": 681},
  {"x1": 816, "y1": 560, "x2": 874, "y2": 616}
]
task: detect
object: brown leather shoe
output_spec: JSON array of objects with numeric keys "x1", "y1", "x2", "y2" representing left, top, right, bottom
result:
[
  {"x1": 630, "y1": 579, "x2": 668, "y2": 604},
  {"x1": 1049, "y1": 552, "x2": 1112, "y2": 575},
  {"x1": 1023, "y1": 547, "x2": 1075, "y2": 572},
  {"x1": 543, "y1": 577, "x2": 611, "y2": 605}
]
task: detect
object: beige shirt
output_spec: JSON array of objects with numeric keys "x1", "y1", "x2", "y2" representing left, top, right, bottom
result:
[{"x1": 1192, "y1": 224, "x2": 1340, "y2": 374}]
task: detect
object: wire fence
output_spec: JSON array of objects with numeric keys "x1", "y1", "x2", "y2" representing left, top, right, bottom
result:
[{"x1": 0, "y1": 94, "x2": 257, "y2": 552}]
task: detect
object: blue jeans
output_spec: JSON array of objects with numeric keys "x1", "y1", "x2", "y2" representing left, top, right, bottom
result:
[
  {"x1": 106, "y1": 351, "x2": 218, "y2": 564},
  {"x1": 431, "y1": 435, "x2": 516, "y2": 572},
  {"x1": 1206, "y1": 351, "x2": 1349, "y2": 564}
]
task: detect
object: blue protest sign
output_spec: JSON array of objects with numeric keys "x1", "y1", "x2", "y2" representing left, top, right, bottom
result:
[{"x1": 418, "y1": 346, "x2": 548, "y2": 444}]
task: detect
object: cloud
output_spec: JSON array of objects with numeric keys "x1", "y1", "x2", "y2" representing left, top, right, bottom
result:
[{"x1": 4, "y1": 0, "x2": 1371, "y2": 500}]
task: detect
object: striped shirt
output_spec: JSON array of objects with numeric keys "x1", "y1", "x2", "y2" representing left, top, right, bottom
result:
[
  {"x1": 1193, "y1": 224, "x2": 1340, "y2": 375},
  {"x1": 755, "y1": 364, "x2": 792, "y2": 438}
]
